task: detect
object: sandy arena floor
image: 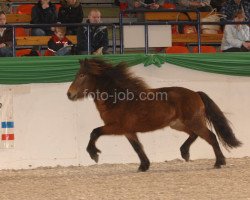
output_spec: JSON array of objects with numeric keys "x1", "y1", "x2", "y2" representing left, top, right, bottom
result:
[{"x1": 0, "y1": 157, "x2": 249, "y2": 200}]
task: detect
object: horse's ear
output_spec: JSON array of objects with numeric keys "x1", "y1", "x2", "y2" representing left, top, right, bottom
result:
[
  {"x1": 79, "y1": 59, "x2": 90, "y2": 74},
  {"x1": 79, "y1": 59, "x2": 89, "y2": 65},
  {"x1": 79, "y1": 58, "x2": 108, "y2": 76},
  {"x1": 79, "y1": 59, "x2": 85, "y2": 66},
  {"x1": 84, "y1": 58, "x2": 89, "y2": 65},
  {"x1": 82, "y1": 58, "x2": 104, "y2": 76}
]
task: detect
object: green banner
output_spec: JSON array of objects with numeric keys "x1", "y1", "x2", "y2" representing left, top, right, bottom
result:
[{"x1": 0, "y1": 53, "x2": 250, "y2": 84}]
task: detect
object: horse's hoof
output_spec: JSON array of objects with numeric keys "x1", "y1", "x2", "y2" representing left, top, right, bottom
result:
[
  {"x1": 91, "y1": 154, "x2": 99, "y2": 163},
  {"x1": 214, "y1": 158, "x2": 226, "y2": 168},
  {"x1": 137, "y1": 167, "x2": 148, "y2": 172},
  {"x1": 180, "y1": 147, "x2": 190, "y2": 162},
  {"x1": 214, "y1": 159, "x2": 226, "y2": 169},
  {"x1": 87, "y1": 146, "x2": 101, "y2": 163},
  {"x1": 214, "y1": 164, "x2": 221, "y2": 169},
  {"x1": 137, "y1": 162, "x2": 150, "y2": 172},
  {"x1": 89, "y1": 151, "x2": 100, "y2": 163},
  {"x1": 181, "y1": 152, "x2": 190, "y2": 162}
]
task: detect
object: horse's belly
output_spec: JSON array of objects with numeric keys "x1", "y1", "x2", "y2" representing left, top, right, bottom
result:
[{"x1": 123, "y1": 105, "x2": 176, "y2": 133}]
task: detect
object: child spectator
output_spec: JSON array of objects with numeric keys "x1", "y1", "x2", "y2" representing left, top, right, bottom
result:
[
  {"x1": 0, "y1": 11, "x2": 13, "y2": 57},
  {"x1": 58, "y1": 0, "x2": 83, "y2": 35},
  {"x1": 47, "y1": 26, "x2": 73, "y2": 56},
  {"x1": 31, "y1": 0, "x2": 57, "y2": 36},
  {"x1": 77, "y1": 9, "x2": 108, "y2": 55},
  {"x1": 221, "y1": 10, "x2": 250, "y2": 52}
]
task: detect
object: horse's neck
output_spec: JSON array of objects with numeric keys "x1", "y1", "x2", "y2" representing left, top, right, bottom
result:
[
  {"x1": 94, "y1": 99, "x2": 114, "y2": 124},
  {"x1": 94, "y1": 99, "x2": 108, "y2": 112}
]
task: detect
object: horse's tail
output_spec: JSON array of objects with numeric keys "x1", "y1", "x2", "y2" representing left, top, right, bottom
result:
[{"x1": 197, "y1": 91, "x2": 242, "y2": 149}]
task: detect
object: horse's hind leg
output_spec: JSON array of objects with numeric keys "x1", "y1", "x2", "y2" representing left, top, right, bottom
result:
[
  {"x1": 126, "y1": 134, "x2": 150, "y2": 172},
  {"x1": 180, "y1": 133, "x2": 198, "y2": 162},
  {"x1": 170, "y1": 123, "x2": 198, "y2": 161},
  {"x1": 190, "y1": 124, "x2": 226, "y2": 168}
]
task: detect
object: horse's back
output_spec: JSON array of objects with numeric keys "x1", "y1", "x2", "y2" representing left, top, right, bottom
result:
[
  {"x1": 155, "y1": 86, "x2": 197, "y2": 95},
  {"x1": 155, "y1": 86, "x2": 202, "y2": 100}
]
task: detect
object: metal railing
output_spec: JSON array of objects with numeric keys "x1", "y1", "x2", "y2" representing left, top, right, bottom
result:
[
  {"x1": 0, "y1": 22, "x2": 118, "y2": 56},
  {"x1": 1, "y1": 8, "x2": 250, "y2": 56},
  {"x1": 119, "y1": 8, "x2": 250, "y2": 53},
  {"x1": 120, "y1": 8, "x2": 200, "y2": 53}
]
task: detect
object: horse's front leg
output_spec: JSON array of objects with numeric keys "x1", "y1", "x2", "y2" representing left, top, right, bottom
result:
[
  {"x1": 126, "y1": 134, "x2": 150, "y2": 172},
  {"x1": 86, "y1": 127, "x2": 102, "y2": 163},
  {"x1": 86, "y1": 125, "x2": 125, "y2": 163}
]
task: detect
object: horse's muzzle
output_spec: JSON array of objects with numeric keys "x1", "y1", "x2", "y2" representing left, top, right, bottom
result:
[{"x1": 67, "y1": 91, "x2": 77, "y2": 101}]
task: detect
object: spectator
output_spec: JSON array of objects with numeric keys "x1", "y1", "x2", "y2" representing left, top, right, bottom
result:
[
  {"x1": 178, "y1": 0, "x2": 212, "y2": 11},
  {"x1": 58, "y1": 0, "x2": 83, "y2": 35},
  {"x1": 221, "y1": 10, "x2": 250, "y2": 52},
  {"x1": 47, "y1": 26, "x2": 73, "y2": 56},
  {"x1": 31, "y1": 0, "x2": 57, "y2": 36},
  {"x1": 77, "y1": 9, "x2": 109, "y2": 55},
  {"x1": 120, "y1": 0, "x2": 165, "y2": 9},
  {"x1": 0, "y1": 11, "x2": 13, "y2": 57},
  {"x1": 220, "y1": 0, "x2": 250, "y2": 21}
]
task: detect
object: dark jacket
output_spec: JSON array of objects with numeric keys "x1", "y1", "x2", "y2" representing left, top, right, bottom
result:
[
  {"x1": 58, "y1": 0, "x2": 83, "y2": 34},
  {"x1": 220, "y1": 0, "x2": 250, "y2": 21},
  {"x1": 77, "y1": 19, "x2": 109, "y2": 54},
  {"x1": 31, "y1": 1, "x2": 57, "y2": 32},
  {"x1": 0, "y1": 28, "x2": 13, "y2": 47},
  {"x1": 48, "y1": 34, "x2": 73, "y2": 52}
]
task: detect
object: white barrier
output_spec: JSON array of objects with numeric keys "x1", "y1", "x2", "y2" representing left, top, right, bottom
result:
[{"x1": 0, "y1": 63, "x2": 250, "y2": 170}]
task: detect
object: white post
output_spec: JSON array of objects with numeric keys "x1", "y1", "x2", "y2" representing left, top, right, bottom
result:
[{"x1": 0, "y1": 88, "x2": 14, "y2": 149}]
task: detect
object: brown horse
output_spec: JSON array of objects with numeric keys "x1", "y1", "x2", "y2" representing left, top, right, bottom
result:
[{"x1": 67, "y1": 58, "x2": 242, "y2": 172}]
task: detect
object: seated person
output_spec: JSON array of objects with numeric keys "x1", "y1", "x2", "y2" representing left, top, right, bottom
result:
[
  {"x1": 178, "y1": 0, "x2": 212, "y2": 11},
  {"x1": 76, "y1": 9, "x2": 108, "y2": 55},
  {"x1": 31, "y1": 0, "x2": 57, "y2": 36},
  {"x1": 47, "y1": 26, "x2": 73, "y2": 56},
  {"x1": 120, "y1": 0, "x2": 165, "y2": 9},
  {"x1": 0, "y1": 11, "x2": 13, "y2": 57},
  {"x1": 220, "y1": 0, "x2": 250, "y2": 21},
  {"x1": 221, "y1": 10, "x2": 250, "y2": 52},
  {"x1": 58, "y1": 0, "x2": 84, "y2": 35}
]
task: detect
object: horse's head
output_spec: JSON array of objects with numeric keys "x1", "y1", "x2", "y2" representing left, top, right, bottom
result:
[{"x1": 67, "y1": 58, "x2": 110, "y2": 101}]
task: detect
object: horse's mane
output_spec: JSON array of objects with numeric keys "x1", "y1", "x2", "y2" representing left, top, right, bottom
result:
[
  {"x1": 85, "y1": 58, "x2": 149, "y2": 94},
  {"x1": 81, "y1": 58, "x2": 149, "y2": 106}
]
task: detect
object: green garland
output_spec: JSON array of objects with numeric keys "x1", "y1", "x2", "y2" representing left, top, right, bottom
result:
[{"x1": 0, "y1": 53, "x2": 250, "y2": 84}]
